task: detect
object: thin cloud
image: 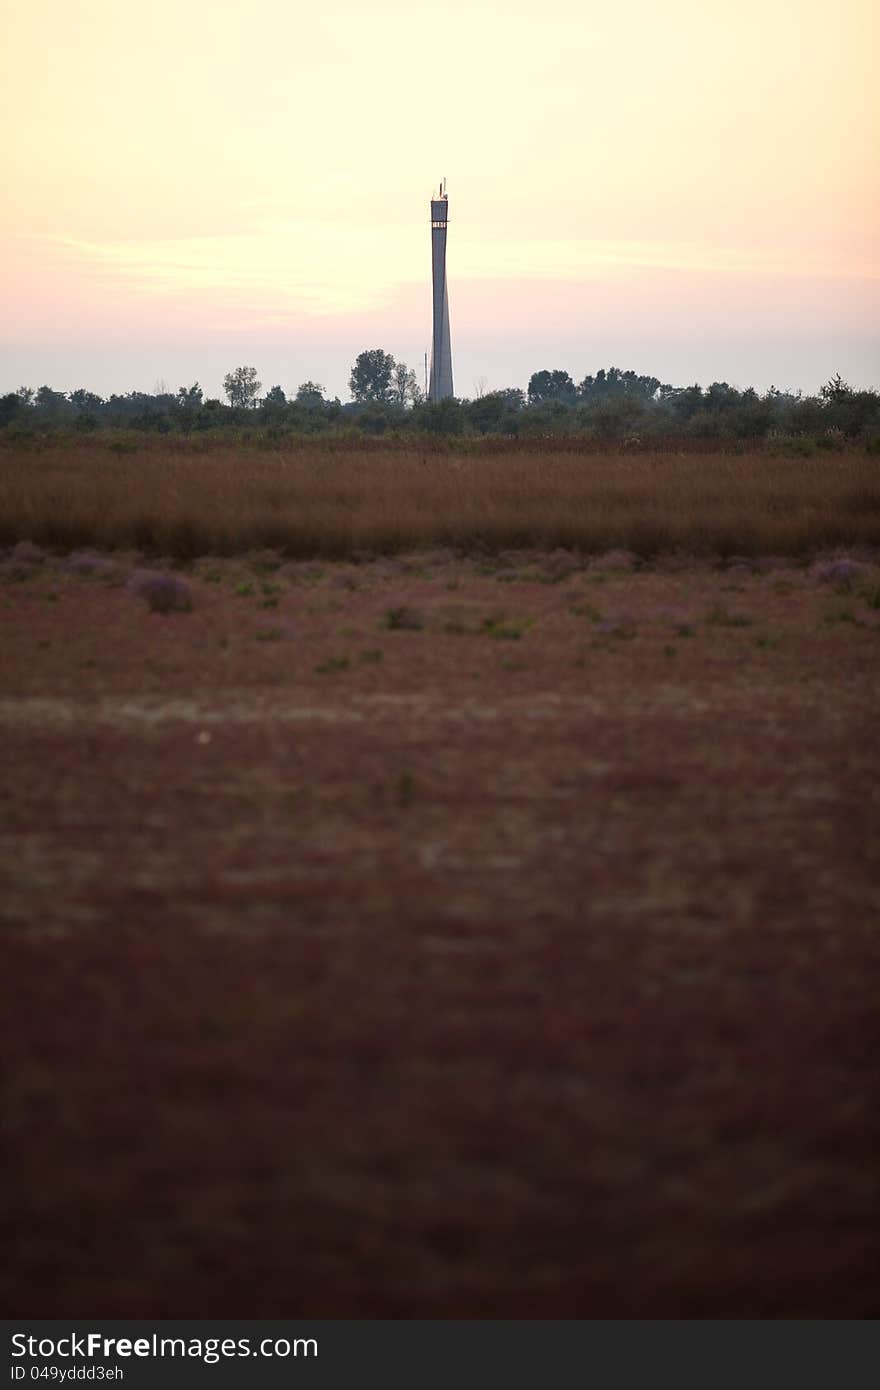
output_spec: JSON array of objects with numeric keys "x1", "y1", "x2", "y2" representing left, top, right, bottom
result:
[{"x1": 36, "y1": 220, "x2": 878, "y2": 325}]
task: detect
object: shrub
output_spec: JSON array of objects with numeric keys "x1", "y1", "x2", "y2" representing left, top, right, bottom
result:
[
  {"x1": 588, "y1": 549, "x2": 639, "y2": 573},
  {"x1": 815, "y1": 428, "x2": 846, "y2": 452},
  {"x1": 395, "y1": 770, "x2": 417, "y2": 806},
  {"x1": 595, "y1": 618, "x2": 637, "y2": 639},
  {"x1": 65, "y1": 550, "x2": 117, "y2": 578},
  {"x1": 315, "y1": 654, "x2": 350, "y2": 673},
  {"x1": 705, "y1": 605, "x2": 751, "y2": 627},
  {"x1": 483, "y1": 614, "x2": 529, "y2": 640},
  {"x1": 11, "y1": 540, "x2": 45, "y2": 564},
  {"x1": 125, "y1": 569, "x2": 192, "y2": 613},
  {"x1": 107, "y1": 434, "x2": 139, "y2": 456},
  {"x1": 810, "y1": 558, "x2": 869, "y2": 589},
  {"x1": 822, "y1": 602, "x2": 859, "y2": 626},
  {"x1": 383, "y1": 606, "x2": 424, "y2": 631},
  {"x1": 766, "y1": 431, "x2": 816, "y2": 458},
  {"x1": 860, "y1": 584, "x2": 880, "y2": 610}
]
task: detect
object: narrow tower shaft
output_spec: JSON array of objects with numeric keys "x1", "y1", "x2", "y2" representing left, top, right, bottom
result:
[{"x1": 429, "y1": 183, "x2": 453, "y2": 401}]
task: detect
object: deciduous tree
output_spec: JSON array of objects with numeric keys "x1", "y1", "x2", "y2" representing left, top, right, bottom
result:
[
  {"x1": 295, "y1": 381, "x2": 326, "y2": 408},
  {"x1": 223, "y1": 366, "x2": 262, "y2": 409},
  {"x1": 349, "y1": 349, "x2": 395, "y2": 404},
  {"x1": 527, "y1": 369, "x2": 577, "y2": 405},
  {"x1": 390, "y1": 361, "x2": 422, "y2": 407}
]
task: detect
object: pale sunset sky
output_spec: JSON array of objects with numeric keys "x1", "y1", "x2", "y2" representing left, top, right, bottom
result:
[{"x1": 2, "y1": 0, "x2": 878, "y2": 400}]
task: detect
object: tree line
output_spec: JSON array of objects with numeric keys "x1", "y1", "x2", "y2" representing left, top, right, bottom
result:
[{"x1": 2, "y1": 353, "x2": 878, "y2": 445}]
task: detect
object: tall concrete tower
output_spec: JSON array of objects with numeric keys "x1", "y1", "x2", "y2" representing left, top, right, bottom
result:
[{"x1": 429, "y1": 180, "x2": 453, "y2": 401}]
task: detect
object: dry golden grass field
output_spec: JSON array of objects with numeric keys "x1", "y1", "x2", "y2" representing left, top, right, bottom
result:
[
  {"x1": 2, "y1": 443, "x2": 879, "y2": 1316},
  {"x1": 2, "y1": 437, "x2": 879, "y2": 558}
]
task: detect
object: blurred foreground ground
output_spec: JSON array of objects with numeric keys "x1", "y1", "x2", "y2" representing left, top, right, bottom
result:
[{"x1": 2, "y1": 546, "x2": 878, "y2": 1316}]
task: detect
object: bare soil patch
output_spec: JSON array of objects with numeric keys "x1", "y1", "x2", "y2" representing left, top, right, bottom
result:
[{"x1": 2, "y1": 548, "x2": 879, "y2": 1315}]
